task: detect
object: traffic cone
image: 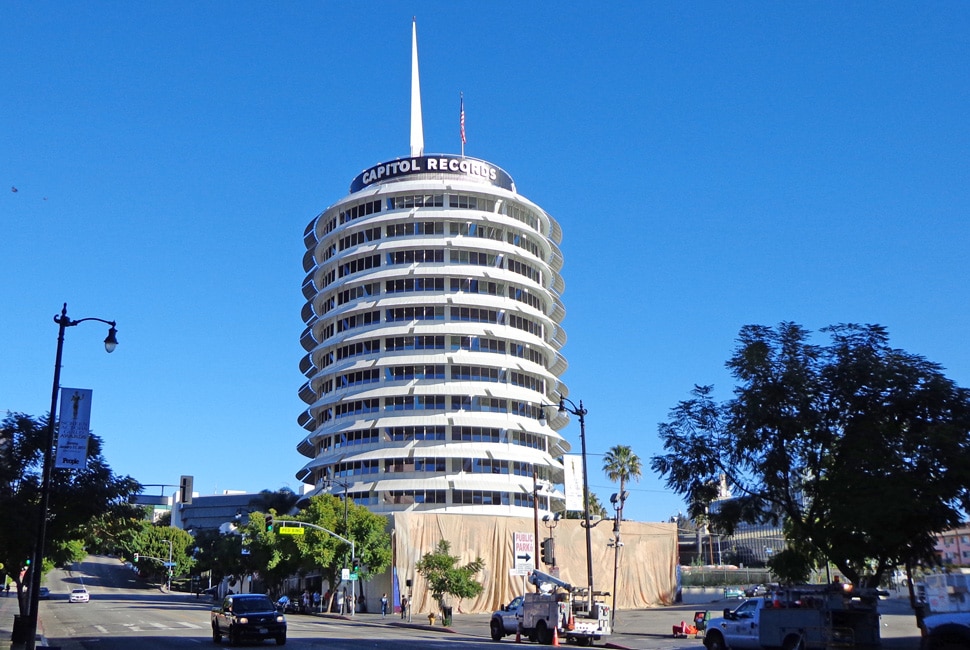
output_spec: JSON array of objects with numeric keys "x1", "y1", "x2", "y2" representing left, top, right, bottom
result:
[
  {"x1": 552, "y1": 626, "x2": 560, "y2": 646},
  {"x1": 515, "y1": 626, "x2": 522, "y2": 643}
]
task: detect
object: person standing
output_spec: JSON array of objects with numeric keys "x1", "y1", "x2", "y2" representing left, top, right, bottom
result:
[
  {"x1": 380, "y1": 593, "x2": 388, "y2": 617},
  {"x1": 400, "y1": 595, "x2": 408, "y2": 619}
]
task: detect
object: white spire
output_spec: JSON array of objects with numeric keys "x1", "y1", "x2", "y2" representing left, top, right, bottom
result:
[{"x1": 410, "y1": 17, "x2": 424, "y2": 158}]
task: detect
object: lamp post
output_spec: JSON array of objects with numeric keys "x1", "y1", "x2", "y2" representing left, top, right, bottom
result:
[
  {"x1": 608, "y1": 490, "x2": 628, "y2": 624},
  {"x1": 539, "y1": 395, "x2": 593, "y2": 610},
  {"x1": 162, "y1": 539, "x2": 174, "y2": 592},
  {"x1": 24, "y1": 303, "x2": 117, "y2": 650},
  {"x1": 323, "y1": 478, "x2": 353, "y2": 612}
]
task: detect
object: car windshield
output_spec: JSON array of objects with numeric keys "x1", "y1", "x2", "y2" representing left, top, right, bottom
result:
[
  {"x1": 72, "y1": 589, "x2": 86, "y2": 594},
  {"x1": 233, "y1": 598, "x2": 273, "y2": 613}
]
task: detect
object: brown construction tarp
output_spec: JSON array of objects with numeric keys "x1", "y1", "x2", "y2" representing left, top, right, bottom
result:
[{"x1": 390, "y1": 512, "x2": 677, "y2": 613}]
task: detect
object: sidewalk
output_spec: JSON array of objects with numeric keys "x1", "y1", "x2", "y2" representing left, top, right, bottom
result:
[{"x1": 0, "y1": 591, "x2": 45, "y2": 649}]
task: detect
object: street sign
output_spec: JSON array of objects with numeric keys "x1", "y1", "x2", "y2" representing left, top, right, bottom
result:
[
  {"x1": 163, "y1": 562, "x2": 176, "y2": 567},
  {"x1": 513, "y1": 532, "x2": 535, "y2": 576},
  {"x1": 341, "y1": 568, "x2": 350, "y2": 580},
  {"x1": 279, "y1": 526, "x2": 306, "y2": 535}
]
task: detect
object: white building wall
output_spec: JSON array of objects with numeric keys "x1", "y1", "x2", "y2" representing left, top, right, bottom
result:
[{"x1": 297, "y1": 156, "x2": 570, "y2": 518}]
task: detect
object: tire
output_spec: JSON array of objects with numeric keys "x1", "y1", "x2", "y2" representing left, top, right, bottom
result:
[
  {"x1": 536, "y1": 621, "x2": 553, "y2": 646},
  {"x1": 704, "y1": 630, "x2": 726, "y2": 650},
  {"x1": 211, "y1": 624, "x2": 221, "y2": 644},
  {"x1": 276, "y1": 634, "x2": 287, "y2": 646},
  {"x1": 783, "y1": 634, "x2": 805, "y2": 650},
  {"x1": 490, "y1": 619, "x2": 504, "y2": 641}
]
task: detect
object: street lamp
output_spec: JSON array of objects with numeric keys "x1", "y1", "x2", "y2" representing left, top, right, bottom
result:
[
  {"x1": 24, "y1": 303, "x2": 117, "y2": 650},
  {"x1": 539, "y1": 395, "x2": 593, "y2": 610},
  {"x1": 608, "y1": 490, "x2": 628, "y2": 624},
  {"x1": 322, "y1": 477, "x2": 354, "y2": 612},
  {"x1": 162, "y1": 539, "x2": 174, "y2": 591}
]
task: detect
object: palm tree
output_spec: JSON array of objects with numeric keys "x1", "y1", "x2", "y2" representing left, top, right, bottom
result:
[{"x1": 603, "y1": 445, "x2": 642, "y2": 515}]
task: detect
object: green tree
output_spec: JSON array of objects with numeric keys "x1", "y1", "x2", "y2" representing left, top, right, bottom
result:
[
  {"x1": 415, "y1": 539, "x2": 484, "y2": 614},
  {"x1": 652, "y1": 323, "x2": 970, "y2": 587},
  {"x1": 0, "y1": 412, "x2": 140, "y2": 614},
  {"x1": 603, "y1": 444, "x2": 642, "y2": 513},
  {"x1": 290, "y1": 494, "x2": 392, "y2": 607},
  {"x1": 135, "y1": 526, "x2": 195, "y2": 586}
]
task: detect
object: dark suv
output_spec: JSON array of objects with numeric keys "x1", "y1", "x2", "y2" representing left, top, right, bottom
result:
[{"x1": 211, "y1": 593, "x2": 286, "y2": 645}]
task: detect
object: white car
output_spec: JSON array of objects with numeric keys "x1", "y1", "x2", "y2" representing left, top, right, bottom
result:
[{"x1": 69, "y1": 588, "x2": 90, "y2": 603}]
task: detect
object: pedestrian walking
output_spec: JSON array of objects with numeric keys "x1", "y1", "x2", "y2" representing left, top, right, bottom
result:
[
  {"x1": 400, "y1": 595, "x2": 408, "y2": 619},
  {"x1": 381, "y1": 593, "x2": 388, "y2": 617}
]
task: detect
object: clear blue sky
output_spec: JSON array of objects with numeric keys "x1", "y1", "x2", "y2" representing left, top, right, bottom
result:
[{"x1": 3, "y1": 3, "x2": 969, "y2": 523}]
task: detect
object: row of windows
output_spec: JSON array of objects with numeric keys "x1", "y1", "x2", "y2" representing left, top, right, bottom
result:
[
  {"x1": 315, "y1": 425, "x2": 546, "y2": 453},
  {"x1": 387, "y1": 249, "x2": 445, "y2": 265},
  {"x1": 337, "y1": 368, "x2": 380, "y2": 389},
  {"x1": 323, "y1": 248, "x2": 543, "y2": 289},
  {"x1": 339, "y1": 199, "x2": 381, "y2": 225},
  {"x1": 385, "y1": 457, "x2": 446, "y2": 473},
  {"x1": 322, "y1": 335, "x2": 545, "y2": 369},
  {"x1": 337, "y1": 283, "x2": 379, "y2": 306},
  {"x1": 339, "y1": 227, "x2": 381, "y2": 251},
  {"x1": 316, "y1": 487, "x2": 553, "y2": 508},
  {"x1": 329, "y1": 278, "x2": 543, "y2": 313},
  {"x1": 322, "y1": 307, "x2": 545, "y2": 335},
  {"x1": 320, "y1": 192, "x2": 542, "y2": 253},
  {"x1": 331, "y1": 219, "x2": 544, "y2": 262},
  {"x1": 338, "y1": 254, "x2": 380, "y2": 278},
  {"x1": 337, "y1": 310, "x2": 380, "y2": 333}
]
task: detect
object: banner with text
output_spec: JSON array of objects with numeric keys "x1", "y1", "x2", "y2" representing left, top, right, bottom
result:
[
  {"x1": 55, "y1": 387, "x2": 92, "y2": 469},
  {"x1": 563, "y1": 455, "x2": 585, "y2": 512}
]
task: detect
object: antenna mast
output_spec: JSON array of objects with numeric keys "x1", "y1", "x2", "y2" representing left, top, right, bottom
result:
[{"x1": 410, "y1": 18, "x2": 424, "y2": 158}]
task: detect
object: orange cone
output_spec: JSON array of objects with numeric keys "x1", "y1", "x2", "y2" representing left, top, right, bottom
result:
[
  {"x1": 515, "y1": 626, "x2": 522, "y2": 643},
  {"x1": 552, "y1": 626, "x2": 560, "y2": 647}
]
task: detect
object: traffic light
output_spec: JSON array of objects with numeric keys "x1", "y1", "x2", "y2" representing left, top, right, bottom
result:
[
  {"x1": 351, "y1": 558, "x2": 360, "y2": 573},
  {"x1": 541, "y1": 538, "x2": 555, "y2": 566},
  {"x1": 179, "y1": 475, "x2": 194, "y2": 505},
  {"x1": 133, "y1": 553, "x2": 139, "y2": 563},
  {"x1": 265, "y1": 514, "x2": 274, "y2": 532}
]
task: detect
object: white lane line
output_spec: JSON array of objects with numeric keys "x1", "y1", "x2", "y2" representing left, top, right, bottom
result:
[
  {"x1": 177, "y1": 621, "x2": 203, "y2": 629},
  {"x1": 94, "y1": 625, "x2": 109, "y2": 634}
]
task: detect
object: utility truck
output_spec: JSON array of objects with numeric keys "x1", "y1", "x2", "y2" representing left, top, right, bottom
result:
[
  {"x1": 703, "y1": 584, "x2": 880, "y2": 650},
  {"x1": 513, "y1": 569, "x2": 611, "y2": 646},
  {"x1": 917, "y1": 572, "x2": 970, "y2": 649}
]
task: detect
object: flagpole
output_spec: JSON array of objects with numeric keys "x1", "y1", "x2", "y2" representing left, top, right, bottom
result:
[{"x1": 459, "y1": 92, "x2": 466, "y2": 158}]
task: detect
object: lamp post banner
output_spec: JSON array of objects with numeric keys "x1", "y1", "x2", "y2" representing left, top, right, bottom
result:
[
  {"x1": 563, "y1": 455, "x2": 584, "y2": 511},
  {"x1": 55, "y1": 387, "x2": 92, "y2": 469}
]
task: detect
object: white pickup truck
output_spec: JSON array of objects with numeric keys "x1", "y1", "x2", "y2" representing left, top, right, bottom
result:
[{"x1": 703, "y1": 586, "x2": 880, "y2": 650}]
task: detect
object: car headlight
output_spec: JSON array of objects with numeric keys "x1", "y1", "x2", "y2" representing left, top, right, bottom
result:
[
  {"x1": 276, "y1": 615, "x2": 285, "y2": 623},
  {"x1": 238, "y1": 617, "x2": 249, "y2": 624}
]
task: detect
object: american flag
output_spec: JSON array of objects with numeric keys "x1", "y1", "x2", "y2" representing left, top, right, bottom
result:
[{"x1": 460, "y1": 94, "x2": 466, "y2": 145}]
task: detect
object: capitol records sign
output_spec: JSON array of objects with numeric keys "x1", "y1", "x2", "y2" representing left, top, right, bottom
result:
[{"x1": 350, "y1": 154, "x2": 515, "y2": 193}]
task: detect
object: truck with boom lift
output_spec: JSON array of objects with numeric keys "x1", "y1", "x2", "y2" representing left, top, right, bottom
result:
[{"x1": 495, "y1": 569, "x2": 611, "y2": 646}]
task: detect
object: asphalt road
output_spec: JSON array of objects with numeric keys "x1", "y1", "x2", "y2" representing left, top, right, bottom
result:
[{"x1": 5, "y1": 556, "x2": 923, "y2": 650}]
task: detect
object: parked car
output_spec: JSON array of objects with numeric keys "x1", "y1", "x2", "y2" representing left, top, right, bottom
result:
[
  {"x1": 723, "y1": 586, "x2": 745, "y2": 599},
  {"x1": 744, "y1": 584, "x2": 767, "y2": 597},
  {"x1": 69, "y1": 588, "x2": 90, "y2": 603},
  {"x1": 38, "y1": 587, "x2": 50, "y2": 600}
]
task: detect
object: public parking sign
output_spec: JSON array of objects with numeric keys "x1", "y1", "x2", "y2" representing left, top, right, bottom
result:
[{"x1": 513, "y1": 532, "x2": 535, "y2": 575}]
